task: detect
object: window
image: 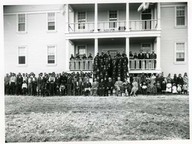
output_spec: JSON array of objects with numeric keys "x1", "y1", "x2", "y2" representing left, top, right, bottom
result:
[
  {"x1": 141, "y1": 44, "x2": 152, "y2": 53},
  {"x1": 77, "y1": 45, "x2": 86, "y2": 56},
  {"x1": 78, "y1": 12, "x2": 86, "y2": 29},
  {"x1": 109, "y1": 10, "x2": 118, "y2": 28},
  {"x1": 17, "y1": 14, "x2": 26, "y2": 32},
  {"x1": 18, "y1": 46, "x2": 26, "y2": 65},
  {"x1": 47, "y1": 45, "x2": 56, "y2": 64},
  {"x1": 175, "y1": 43, "x2": 186, "y2": 62},
  {"x1": 176, "y1": 6, "x2": 186, "y2": 26},
  {"x1": 47, "y1": 12, "x2": 56, "y2": 31}
]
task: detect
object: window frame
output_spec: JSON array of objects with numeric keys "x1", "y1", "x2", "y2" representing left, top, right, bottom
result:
[
  {"x1": 46, "y1": 12, "x2": 57, "y2": 32},
  {"x1": 108, "y1": 10, "x2": 119, "y2": 29},
  {"x1": 47, "y1": 45, "x2": 57, "y2": 66},
  {"x1": 17, "y1": 13, "x2": 27, "y2": 33},
  {"x1": 17, "y1": 46, "x2": 27, "y2": 66},
  {"x1": 174, "y1": 42, "x2": 187, "y2": 64},
  {"x1": 76, "y1": 45, "x2": 87, "y2": 57},
  {"x1": 141, "y1": 43, "x2": 152, "y2": 53},
  {"x1": 77, "y1": 11, "x2": 87, "y2": 30},
  {"x1": 175, "y1": 5, "x2": 187, "y2": 28}
]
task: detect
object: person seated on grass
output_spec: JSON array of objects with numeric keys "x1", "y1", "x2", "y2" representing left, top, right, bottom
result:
[
  {"x1": 161, "y1": 80, "x2": 166, "y2": 94},
  {"x1": 172, "y1": 83, "x2": 177, "y2": 94},
  {"x1": 141, "y1": 81, "x2": 147, "y2": 95},
  {"x1": 115, "y1": 77, "x2": 123, "y2": 96},
  {"x1": 177, "y1": 84, "x2": 182, "y2": 94},
  {"x1": 91, "y1": 78, "x2": 99, "y2": 96},
  {"x1": 166, "y1": 79, "x2": 172, "y2": 94},
  {"x1": 183, "y1": 83, "x2": 188, "y2": 95},
  {"x1": 107, "y1": 77, "x2": 114, "y2": 96},
  {"x1": 130, "y1": 78, "x2": 138, "y2": 97},
  {"x1": 84, "y1": 78, "x2": 92, "y2": 96}
]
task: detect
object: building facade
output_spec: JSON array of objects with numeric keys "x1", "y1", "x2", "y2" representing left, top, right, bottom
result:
[{"x1": 4, "y1": 2, "x2": 188, "y2": 76}]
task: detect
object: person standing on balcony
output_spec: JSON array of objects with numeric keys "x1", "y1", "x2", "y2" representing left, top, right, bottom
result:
[
  {"x1": 145, "y1": 50, "x2": 151, "y2": 69},
  {"x1": 138, "y1": 50, "x2": 143, "y2": 69},
  {"x1": 150, "y1": 51, "x2": 157, "y2": 69},
  {"x1": 75, "y1": 53, "x2": 81, "y2": 60},
  {"x1": 70, "y1": 54, "x2": 75, "y2": 60},
  {"x1": 88, "y1": 53, "x2": 93, "y2": 60}
]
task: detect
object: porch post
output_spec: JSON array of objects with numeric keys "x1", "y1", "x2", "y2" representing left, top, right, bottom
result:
[
  {"x1": 126, "y1": 2, "x2": 130, "y2": 31},
  {"x1": 94, "y1": 2, "x2": 98, "y2": 32},
  {"x1": 94, "y1": 38, "x2": 98, "y2": 56},
  {"x1": 126, "y1": 37, "x2": 130, "y2": 69},
  {"x1": 156, "y1": 36, "x2": 161, "y2": 70},
  {"x1": 157, "y1": 2, "x2": 161, "y2": 30},
  {"x1": 66, "y1": 39, "x2": 70, "y2": 71},
  {"x1": 65, "y1": 4, "x2": 69, "y2": 33}
]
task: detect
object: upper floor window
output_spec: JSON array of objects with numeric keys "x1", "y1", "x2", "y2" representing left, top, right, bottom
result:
[
  {"x1": 18, "y1": 46, "x2": 27, "y2": 65},
  {"x1": 47, "y1": 45, "x2": 56, "y2": 64},
  {"x1": 17, "y1": 14, "x2": 27, "y2": 32},
  {"x1": 176, "y1": 6, "x2": 186, "y2": 26},
  {"x1": 47, "y1": 12, "x2": 56, "y2": 31},
  {"x1": 175, "y1": 42, "x2": 186, "y2": 63},
  {"x1": 78, "y1": 12, "x2": 86, "y2": 29}
]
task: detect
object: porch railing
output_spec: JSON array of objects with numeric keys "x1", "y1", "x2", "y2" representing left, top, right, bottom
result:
[
  {"x1": 69, "y1": 60, "x2": 93, "y2": 71},
  {"x1": 97, "y1": 21, "x2": 126, "y2": 32},
  {"x1": 129, "y1": 59, "x2": 156, "y2": 70},
  {"x1": 68, "y1": 19, "x2": 158, "y2": 33},
  {"x1": 129, "y1": 19, "x2": 158, "y2": 31},
  {"x1": 68, "y1": 22, "x2": 95, "y2": 33}
]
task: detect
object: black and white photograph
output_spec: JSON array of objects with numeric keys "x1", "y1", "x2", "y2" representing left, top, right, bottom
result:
[{"x1": 1, "y1": 0, "x2": 192, "y2": 143}]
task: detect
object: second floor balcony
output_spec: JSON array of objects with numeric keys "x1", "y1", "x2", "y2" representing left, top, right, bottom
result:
[{"x1": 66, "y1": 3, "x2": 161, "y2": 33}]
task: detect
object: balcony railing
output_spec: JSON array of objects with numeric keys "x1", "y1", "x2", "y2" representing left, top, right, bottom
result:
[
  {"x1": 68, "y1": 19, "x2": 158, "y2": 33},
  {"x1": 97, "y1": 21, "x2": 126, "y2": 32},
  {"x1": 129, "y1": 19, "x2": 158, "y2": 31},
  {"x1": 68, "y1": 22, "x2": 95, "y2": 33},
  {"x1": 69, "y1": 60, "x2": 93, "y2": 71},
  {"x1": 129, "y1": 59, "x2": 156, "y2": 70}
]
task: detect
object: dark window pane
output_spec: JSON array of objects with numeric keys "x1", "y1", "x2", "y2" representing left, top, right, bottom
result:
[
  {"x1": 48, "y1": 22, "x2": 55, "y2": 30},
  {"x1": 176, "y1": 58, "x2": 184, "y2": 61},
  {"x1": 18, "y1": 23, "x2": 25, "y2": 31},
  {"x1": 19, "y1": 56, "x2": 25, "y2": 64},
  {"x1": 48, "y1": 60, "x2": 55, "y2": 64}
]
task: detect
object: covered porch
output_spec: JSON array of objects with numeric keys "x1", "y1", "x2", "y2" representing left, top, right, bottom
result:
[
  {"x1": 68, "y1": 37, "x2": 161, "y2": 73},
  {"x1": 66, "y1": 3, "x2": 161, "y2": 33}
]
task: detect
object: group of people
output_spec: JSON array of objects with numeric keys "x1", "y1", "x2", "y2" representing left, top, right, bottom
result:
[
  {"x1": 4, "y1": 70, "x2": 188, "y2": 97},
  {"x1": 93, "y1": 51, "x2": 129, "y2": 83},
  {"x1": 129, "y1": 50, "x2": 157, "y2": 69}
]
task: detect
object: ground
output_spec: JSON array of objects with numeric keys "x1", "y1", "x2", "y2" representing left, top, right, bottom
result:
[{"x1": 5, "y1": 95, "x2": 190, "y2": 142}]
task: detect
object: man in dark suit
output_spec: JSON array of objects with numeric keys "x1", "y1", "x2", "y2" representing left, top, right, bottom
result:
[
  {"x1": 150, "y1": 51, "x2": 157, "y2": 68},
  {"x1": 138, "y1": 50, "x2": 144, "y2": 69}
]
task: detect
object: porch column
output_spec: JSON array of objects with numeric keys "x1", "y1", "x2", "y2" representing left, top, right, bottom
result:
[
  {"x1": 126, "y1": 2, "x2": 130, "y2": 31},
  {"x1": 157, "y1": 2, "x2": 161, "y2": 30},
  {"x1": 94, "y1": 38, "x2": 98, "y2": 56},
  {"x1": 126, "y1": 37, "x2": 130, "y2": 69},
  {"x1": 66, "y1": 39, "x2": 70, "y2": 71},
  {"x1": 94, "y1": 2, "x2": 98, "y2": 32},
  {"x1": 65, "y1": 4, "x2": 69, "y2": 33},
  {"x1": 156, "y1": 36, "x2": 161, "y2": 70}
]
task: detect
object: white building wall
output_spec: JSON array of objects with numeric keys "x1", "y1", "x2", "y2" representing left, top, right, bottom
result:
[
  {"x1": 4, "y1": 5, "x2": 69, "y2": 75},
  {"x1": 160, "y1": 4, "x2": 188, "y2": 76}
]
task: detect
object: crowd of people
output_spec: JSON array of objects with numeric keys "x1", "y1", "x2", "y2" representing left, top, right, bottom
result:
[{"x1": 4, "y1": 52, "x2": 188, "y2": 97}]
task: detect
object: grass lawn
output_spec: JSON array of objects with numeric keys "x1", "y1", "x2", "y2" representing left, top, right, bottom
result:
[{"x1": 5, "y1": 95, "x2": 190, "y2": 142}]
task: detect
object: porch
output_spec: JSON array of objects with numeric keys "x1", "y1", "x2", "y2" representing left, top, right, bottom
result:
[
  {"x1": 68, "y1": 37, "x2": 161, "y2": 73},
  {"x1": 66, "y1": 3, "x2": 161, "y2": 33}
]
